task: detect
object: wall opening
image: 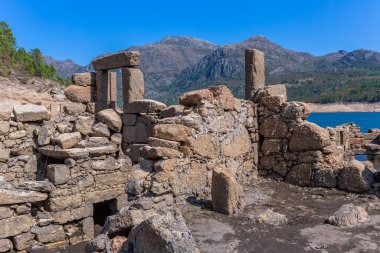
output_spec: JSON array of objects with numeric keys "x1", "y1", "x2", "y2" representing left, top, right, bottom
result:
[{"x1": 93, "y1": 199, "x2": 118, "y2": 236}]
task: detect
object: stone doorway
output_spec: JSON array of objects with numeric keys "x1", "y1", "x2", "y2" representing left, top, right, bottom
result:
[{"x1": 93, "y1": 199, "x2": 118, "y2": 236}]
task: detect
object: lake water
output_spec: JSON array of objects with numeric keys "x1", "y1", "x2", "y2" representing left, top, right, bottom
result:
[
  {"x1": 308, "y1": 112, "x2": 380, "y2": 133},
  {"x1": 308, "y1": 112, "x2": 380, "y2": 162}
]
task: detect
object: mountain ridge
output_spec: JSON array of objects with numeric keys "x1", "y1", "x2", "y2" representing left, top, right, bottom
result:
[{"x1": 44, "y1": 35, "x2": 380, "y2": 103}]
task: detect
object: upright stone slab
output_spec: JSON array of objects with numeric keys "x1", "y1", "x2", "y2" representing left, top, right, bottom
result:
[
  {"x1": 96, "y1": 70, "x2": 110, "y2": 112},
  {"x1": 122, "y1": 67, "x2": 144, "y2": 103},
  {"x1": 245, "y1": 49, "x2": 265, "y2": 100},
  {"x1": 211, "y1": 167, "x2": 245, "y2": 215},
  {"x1": 109, "y1": 71, "x2": 117, "y2": 109}
]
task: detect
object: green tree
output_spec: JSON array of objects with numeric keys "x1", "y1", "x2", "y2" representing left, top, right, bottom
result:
[{"x1": 0, "y1": 21, "x2": 16, "y2": 64}]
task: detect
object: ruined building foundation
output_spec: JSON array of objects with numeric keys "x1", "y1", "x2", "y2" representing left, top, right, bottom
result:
[{"x1": 0, "y1": 48, "x2": 377, "y2": 252}]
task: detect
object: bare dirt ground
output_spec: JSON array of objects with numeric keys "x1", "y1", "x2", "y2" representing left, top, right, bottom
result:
[
  {"x1": 0, "y1": 71, "x2": 64, "y2": 108},
  {"x1": 308, "y1": 102, "x2": 380, "y2": 112},
  {"x1": 36, "y1": 178, "x2": 380, "y2": 253},
  {"x1": 181, "y1": 178, "x2": 380, "y2": 253}
]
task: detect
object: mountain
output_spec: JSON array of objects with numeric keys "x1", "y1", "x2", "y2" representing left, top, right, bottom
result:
[
  {"x1": 44, "y1": 56, "x2": 88, "y2": 79},
  {"x1": 45, "y1": 36, "x2": 380, "y2": 104}
]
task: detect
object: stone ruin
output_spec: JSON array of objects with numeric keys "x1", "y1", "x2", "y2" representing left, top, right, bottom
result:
[{"x1": 0, "y1": 48, "x2": 379, "y2": 252}]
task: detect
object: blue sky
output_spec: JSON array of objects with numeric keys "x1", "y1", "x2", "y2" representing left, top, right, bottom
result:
[{"x1": 1, "y1": 0, "x2": 379, "y2": 65}]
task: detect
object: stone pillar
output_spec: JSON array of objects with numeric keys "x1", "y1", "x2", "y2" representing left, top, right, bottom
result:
[
  {"x1": 95, "y1": 70, "x2": 110, "y2": 112},
  {"x1": 109, "y1": 72, "x2": 117, "y2": 110},
  {"x1": 121, "y1": 67, "x2": 144, "y2": 103},
  {"x1": 245, "y1": 49, "x2": 265, "y2": 101}
]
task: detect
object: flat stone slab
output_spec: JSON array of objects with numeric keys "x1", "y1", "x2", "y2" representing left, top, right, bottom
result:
[
  {"x1": 38, "y1": 145, "x2": 117, "y2": 159},
  {"x1": 92, "y1": 51, "x2": 140, "y2": 70},
  {"x1": 38, "y1": 146, "x2": 89, "y2": 159},
  {"x1": 0, "y1": 189, "x2": 48, "y2": 205},
  {"x1": 123, "y1": 99, "x2": 167, "y2": 114},
  {"x1": 13, "y1": 104, "x2": 51, "y2": 122}
]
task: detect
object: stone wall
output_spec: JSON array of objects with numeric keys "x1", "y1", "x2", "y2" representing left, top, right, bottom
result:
[
  {"x1": 0, "y1": 96, "x2": 132, "y2": 251},
  {"x1": 1, "y1": 48, "x2": 379, "y2": 252}
]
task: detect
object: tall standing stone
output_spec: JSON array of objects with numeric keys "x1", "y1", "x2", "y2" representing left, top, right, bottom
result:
[
  {"x1": 109, "y1": 71, "x2": 118, "y2": 109},
  {"x1": 122, "y1": 68, "x2": 144, "y2": 103},
  {"x1": 245, "y1": 49, "x2": 265, "y2": 100},
  {"x1": 96, "y1": 70, "x2": 110, "y2": 112}
]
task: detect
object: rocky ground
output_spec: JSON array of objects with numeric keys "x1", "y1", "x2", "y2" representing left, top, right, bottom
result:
[
  {"x1": 33, "y1": 178, "x2": 380, "y2": 253},
  {"x1": 0, "y1": 70, "x2": 65, "y2": 107}
]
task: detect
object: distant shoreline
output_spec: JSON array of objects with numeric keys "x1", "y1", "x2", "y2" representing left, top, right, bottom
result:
[{"x1": 308, "y1": 102, "x2": 380, "y2": 113}]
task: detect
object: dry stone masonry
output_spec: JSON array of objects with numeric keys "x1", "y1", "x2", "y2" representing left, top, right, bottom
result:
[{"x1": 0, "y1": 49, "x2": 379, "y2": 252}]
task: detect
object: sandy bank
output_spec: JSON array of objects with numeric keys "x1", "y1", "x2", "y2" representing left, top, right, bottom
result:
[{"x1": 308, "y1": 102, "x2": 380, "y2": 113}]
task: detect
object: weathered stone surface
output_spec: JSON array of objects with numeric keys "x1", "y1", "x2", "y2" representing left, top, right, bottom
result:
[
  {"x1": 38, "y1": 146, "x2": 89, "y2": 159},
  {"x1": 249, "y1": 209, "x2": 288, "y2": 225},
  {"x1": 0, "y1": 106, "x2": 11, "y2": 121},
  {"x1": 84, "y1": 187, "x2": 125, "y2": 204},
  {"x1": 186, "y1": 134, "x2": 218, "y2": 159},
  {"x1": 212, "y1": 167, "x2": 245, "y2": 215},
  {"x1": 261, "y1": 95, "x2": 286, "y2": 111},
  {"x1": 92, "y1": 51, "x2": 140, "y2": 70},
  {"x1": 179, "y1": 88, "x2": 213, "y2": 106},
  {"x1": 72, "y1": 72, "x2": 96, "y2": 86},
  {"x1": 91, "y1": 122, "x2": 110, "y2": 137},
  {"x1": 55, "y1": 132, "x2": 82, "y2": 149},
  {"x1": 221, "y1": 125, "x2": 251, "y2": 158},
  {"x1": 38, "y1": 125, "x2": 54, "y2": 146},
  {"x1": 122, "y1": 67, "x2": 144, "y2": 103},
  {"x1": 154, "y1": 159, "x2": 177, "y2": 172},
  {"x1": 76, "y1": 137, "x2": 110, "y2": 148},
  {"x1": 64, "y1": 85, "x2": 92, "y2": 103},
  {"x1": 245, "y1": 49, "x2": 265, "y2": 100},
  {"x1": 261, "y1": 139, "x2": 282, "y2": 154},
  {"x1": 19, "y1": 180, "x2": 54, "y2": 193},
  {"x1": 0, "y1": 189, "x2": 48, "y2": 204},
  {"x1": 109, "y1": 236, "x2": 128, "y2": 253},
  {"x1": 285, "y1": 163, "x2": 312, "y2": 187},
  {"x1": 90, "y1": 156, "x2": 117, "y2": 170},
  {"x1": 0, "y1": 239, "x2": 12, "y2": 252},
  {"x1": 13, "y1": 104, "x2": 51, "y2": 122},
  {"x1": 82, "y1": 216, "x2": 95, "y2": 240},
  {"x1": 95, "y1": 171, "x2": 128, "y2": 186},
  {"x1": 338, "y1": 160, "x2": 374, "y2": 192},
  {"x1": 103, "y1": 208, "x2": 156, "y2": 235},
  {"x1": 124, "y1": 99, "x2": 167, "y2": 114},
  {"x1": 0, "y1": 121, "x2": 10, "y2": 135},
  {"x1": 265, "y1": 84, "x2": 287, "y2": 99},
  {"x1": 123, "y1": 123, "x2": 148, "y2": 143},
  {"x1": 209, "y1": 85, "x2": 235, "y2": 110},
  {"x1": 63, "y1": 103, "x2": 87, "y2": 115},
  {"x1": 110, "y1": 133, "x2": 122, "y2": 145},
  {"x1": 32, "y1": 224, "x2": 66, "y2": 243},
  {"x1": 0, "y1": 149, "x2": 10, "y2": 162},
  {"x1": 314, "y1": 168, "x2": 337, "y2": 188},
  {"x1": 289, "y1": 122, "x2": 331, "y2": 152},
  {"x1": 160, "y1": 105, "x2": 185, "y2": 118},
  {"x1": 47, "y1": 164, "x2": 70, "y2": 185},
  {"x1": 0, "y1": 207, "x2": 13, "y2": 219},
  {"x1": 0, "y1": 214, "x2": 34, "y2": 238},
  {"x1": 327, "y1": 204, "x2": 370, "y2": 227},
  {"x1": 48, "y1": 194, "x2": 82, "y2": 212},
  {"x1": 86, "y1": 234, "x2": 110, "y2": 253},
  {"x1": 8, "y1": 130, "x2": 26, "y2": 140},
  {"x1": 148, "y1": 137, "x2": 181, "y2": 150},
  {"x1": 97, "y1": 109, "x2": 122, "y2": 132},
  {"x1": 74, "y1": 116, "x2": 94, "y2": 135},
  {"x1": 153, "y1": 124, "x2": 191, "y2": 142},
  {"x1": 127, "y1": 211, "x2": 199, "y2": 253},
  {"x1": 86, "y1": 145, "x2": 117, "y2": 156},
  {"x1": 52, "y1": 205, "x2": 93, "y2": 224},
  {"x1": 13, "y1": 232, "x2": 34, "y2": 251},
  {"x1": 141, "y1": 146, "x2": 182, "y2": 159},
  {"x1": 259, "y1": 115, "x2": 288, "y2": 138}
]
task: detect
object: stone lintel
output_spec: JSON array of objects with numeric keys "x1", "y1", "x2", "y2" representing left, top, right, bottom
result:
[{"x1": 92, "y1": 51, "x2": 140, "y2": 70}]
